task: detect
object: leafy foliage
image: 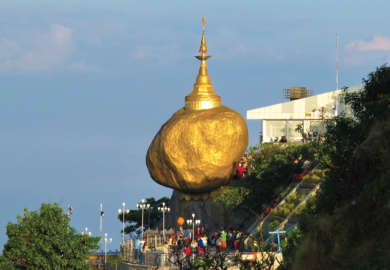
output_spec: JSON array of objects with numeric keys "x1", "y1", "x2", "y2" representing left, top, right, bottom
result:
[
  {"x1": 316, "y1": 65, "x2": 390, "y2": 214},
  {"x1": 215, "y1": 142, "x2": 318, "y2": 213},
  {"x1": 300, "y1": 169, "x2": 327, "y2": 186},
  {"x1": 268, "y1": 220, "x2": 281, "y2": 231},
  {"x1": 193, "y1": 250, "x2": 231, "y2": 270},
  {"x1": 1, "y1": 203, "x2": 99, "y2": 270},
  {"x1": 272, "y1": 193, "x2": 305, "y2": 218},
  {"x1": 278, "y1": 228, "x2": 303, "y2": 270},
  {"x1": 0, "y1": 255, "x2": 15, "y2": 270},
  {"x1": 107, "y1": 254, "x2": 123, "y2": 270},
  {"x1": 213, "y1": 185, "x2": 250, "y2": 209},
  {"x1": 286, "y1": 65, "x2": 390, "y2": 269},
  {"x1": 169, "y1": 248, "x2": 280, "y2": 270}
]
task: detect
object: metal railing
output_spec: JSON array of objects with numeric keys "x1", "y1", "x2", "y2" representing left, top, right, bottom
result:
[{"x1": 247, "y1": 164, "x2": 320, "y2": 239}]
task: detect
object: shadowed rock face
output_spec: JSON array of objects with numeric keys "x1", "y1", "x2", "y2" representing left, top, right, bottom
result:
[
  {"x1": 146, "y1": 105, "x2": 248, "y2": 194},
  {"x1": 166, "y1": 191, "x2": 228, "y2": 232},
  {"x1": 166, "y1": 190, "x2": 253, "y2": 233}
]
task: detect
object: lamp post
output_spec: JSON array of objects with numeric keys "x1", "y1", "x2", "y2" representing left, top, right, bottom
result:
[
  {"x1": 313, "y1": 106, "x2": 336, "y2": 140},
  {"x1": 104, "y1": 233, "x2": 113, "y2": 265},
  {"x1": 158, "y1": 202, "x2": 170, "y2": 241},
  {"x1": 136, "y1": 199, "x2": 150, "y2": 240},
  {"x1": 118, "y1": 202, "x2": 130, "y2": 245},
  {"x1": 81, "y1": 227, "x2": 92, "y2": 236},
  {"x1": 195, "y1": 219, "x2": 201, "y2": 229},
  {"x1": 67, "y1": 205, "x2": 73, "y2": 217},
  {"x1": 100, "y1": 202, "x2": 104, "y2": 251},
  {"x1": 186, "y1": 213, "x2": 195, "y2": 241}
]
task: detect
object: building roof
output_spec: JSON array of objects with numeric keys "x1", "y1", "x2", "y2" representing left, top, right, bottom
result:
[{"x1": 246, "y1": 86, "x2": 362, "y2": 121}]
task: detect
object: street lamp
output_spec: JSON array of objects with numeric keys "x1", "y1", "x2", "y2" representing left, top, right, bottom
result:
[
  {"x1": 186, "y1": 213, "x2": 195, "y2": 241},
  {"x1": 99, "y1": 202, "x2": 104, "y2": 251},
  {"x1": 136, "y1": 199, "x2": 150, "y2": 240},
  {"x1": 104, "y1": 233, "x2": 113, "y2": 265},
  {"x1": 67, "y1": 205, "x2": 73, "y2": 217},
  {"x1": 118, "y1": 202, "x2": 130, "y2": 245},
  {"x1": 81, "y1": 227, "x2": 92, "y2": 236},
  {"x1": 158, "y1": 202, "x2": 170, "y2": 241},
  {"x1": 195, "y1": 219, "x2": 201, "y2": 228}
]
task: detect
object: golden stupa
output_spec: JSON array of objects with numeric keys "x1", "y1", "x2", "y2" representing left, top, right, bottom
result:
[{"x1": 146, "y1": 17, "x2": 248, "y2": 195}]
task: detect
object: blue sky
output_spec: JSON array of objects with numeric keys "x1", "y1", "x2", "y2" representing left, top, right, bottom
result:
[{"x1": 1, "y1": 0, "x2": 390, "y2": 249}]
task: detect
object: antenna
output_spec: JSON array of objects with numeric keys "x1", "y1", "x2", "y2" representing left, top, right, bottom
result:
[{"x1": 336, "y1": 34, "x2": 339, "y2": 90}]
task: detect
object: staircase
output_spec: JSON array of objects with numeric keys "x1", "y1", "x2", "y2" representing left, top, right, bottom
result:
[
  {"x1": 247, "y1": 166, "x2": 322, "y2": 243},
  {"x1": 264, "y1": 183, "x2": 320, "y2": 243}
]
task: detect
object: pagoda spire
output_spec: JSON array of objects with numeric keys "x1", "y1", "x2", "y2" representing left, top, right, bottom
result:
[{"x1": 185, "y1": 16, "x2": 222, "y2": 110}]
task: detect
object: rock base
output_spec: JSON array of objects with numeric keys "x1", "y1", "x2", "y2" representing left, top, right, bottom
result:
[{"x1": 166, "y1": 190, "x2": 240, "y2": 233}]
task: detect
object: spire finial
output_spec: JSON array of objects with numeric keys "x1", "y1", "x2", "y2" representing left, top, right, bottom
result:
[
  {"x1": 184, "y1": 16, "x2": 221, "y2": 110},
  {"x1": 199, "y1": 16, "x2": 208, "y2": 56}
]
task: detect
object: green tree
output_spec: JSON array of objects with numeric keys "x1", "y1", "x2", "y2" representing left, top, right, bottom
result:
[
  {"x1": 106, "y1": 254, "x2": 123, "y2": 270},
  {"x1": 316, "y1": 65, "x2": 390, "y2": 214},
  {"x1": 119, "y1": 197, "x2": 170, "y2": 235},
  {"x1": 1, "y1": 203, "x2": 99, "y2": 270},
  {"x1": 0, "y1": 255, "x2": 15, "y2": 270},
  {"x1": 288, "y1": 65, "x2": 390, "y2": 269}
]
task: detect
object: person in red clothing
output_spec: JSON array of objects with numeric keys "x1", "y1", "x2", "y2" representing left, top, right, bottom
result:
[
  {"x1": 272, "y1": 200, "x2": 278, "y2": 208},
  {"x1": 196, "y1": 227, "x2": 201, "y2": 240},
  {"x1": 184, "y1": 246, "x2": 192, "y2": 257},
  {"x1": 197, "y1": 238, "x2": 204, "y2": 256},
  {"x1": 235, "y1": 163, "x2": 246, "y2": 179}
]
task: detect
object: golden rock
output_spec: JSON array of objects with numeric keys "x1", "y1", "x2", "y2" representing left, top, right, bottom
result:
[
  {"x1": 147, "y1": 105, "x2": 248, "y2": 193},
  {"x1": 146, "y1": 17, "x2": 248, "y2": 194}
]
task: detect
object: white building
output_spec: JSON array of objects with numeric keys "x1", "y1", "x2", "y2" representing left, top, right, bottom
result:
[{"x1": 246, "y1": 86, "x2": 362, "y2": 143}]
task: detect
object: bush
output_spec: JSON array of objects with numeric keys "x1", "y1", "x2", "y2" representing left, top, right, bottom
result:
[
  {"x1": 301, "y1": 169, "x2": 327, "y2": 185},
  {"x1": 272, "y1": 193, "x2": 305, "y2": 218},
  {"x1": 215, "y1": 142, "x2": 319, "y2": 214},
  {"x1": 279, "y1": 228, "x2": 303, "y2": 270},
  {"x1": 268, "y1": 220, "x2": 281, "y2": 231}
]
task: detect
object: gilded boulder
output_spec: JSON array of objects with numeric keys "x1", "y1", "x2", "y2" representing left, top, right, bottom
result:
[{"x1": 146, "y1": 105, "x2": 248, "y2": 194}]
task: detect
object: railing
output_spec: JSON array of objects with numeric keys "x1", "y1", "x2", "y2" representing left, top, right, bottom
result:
[
  {"x1": 122, "y1": 250, "x2": 176, "y2": 267},
  {"x1": 120, "y1": 250, "x2": 281, "y2": 268},
  {"x1": 247, "y1": 181, "x2": 303, "y2": 236},
  {"x1": 264, "y1": 182, "x2": 321, "y2": 244},
  {"x1": 247, "y1": 164, "x2": 320, "y2": 239}
]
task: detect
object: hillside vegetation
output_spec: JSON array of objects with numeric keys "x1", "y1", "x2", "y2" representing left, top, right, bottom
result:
[
  {"x1": 216, "y1": 66, "x2": 390, "y2": 270},
  {"x1": 214, "y1": 141, "x2": 319, "y2": 226},
  {"x1": 281, "y1": 65, "x2": 390, "y2": 270}
]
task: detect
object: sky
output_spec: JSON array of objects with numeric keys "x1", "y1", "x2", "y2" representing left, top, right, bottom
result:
[{"x1": 1, "y1": 0, "x2": 390, "y2": 250}]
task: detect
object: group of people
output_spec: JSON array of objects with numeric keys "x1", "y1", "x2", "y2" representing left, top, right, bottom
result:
[
  {"x1": 129, "y1": 157, "x2": 315, "y2": 264},
  {"x1": 166, "y1": 227, "x2": 259, "y2": 257},
  {"x1": 292, "y1": 156, "x2": 312, "y2": 182}
]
